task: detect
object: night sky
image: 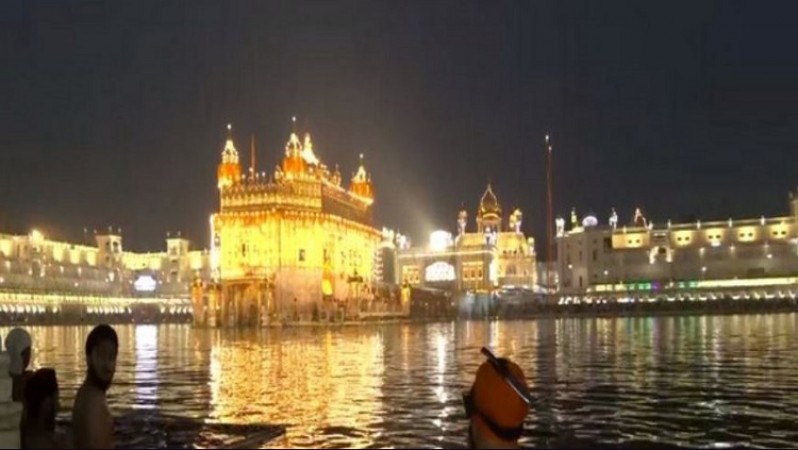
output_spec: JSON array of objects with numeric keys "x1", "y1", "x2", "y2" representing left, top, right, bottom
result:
[{"x1": 2, "y1": 1, "x2": 798, "y2": 252}]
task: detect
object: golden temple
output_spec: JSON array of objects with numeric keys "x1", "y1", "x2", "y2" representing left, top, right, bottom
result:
[{"x1": 192, "y1": 121, "x2": 380, "y2": 327}]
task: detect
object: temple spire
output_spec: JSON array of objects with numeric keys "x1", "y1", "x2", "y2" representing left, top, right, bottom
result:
[{"x1": 221, "y1": 123, "x2": 239, "y2": 163}]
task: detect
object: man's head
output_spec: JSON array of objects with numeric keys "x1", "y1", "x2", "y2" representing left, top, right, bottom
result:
[
  {"x1": 5, "y1": 327, "x2": 32, "y2": 375},
  {"x1": 465, "y1": 355, "x2": 530, "y2": 449},
  {"x1": 85, "y1": 324, "x2": 118, "y2": 392},
  {"x1": 24, "y1": 368, "x2": 59, "y2": 431}
]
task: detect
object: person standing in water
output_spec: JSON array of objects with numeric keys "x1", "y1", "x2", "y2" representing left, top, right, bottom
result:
[
  {"x1": 6, "y1": 327, "x2": 35, "y2": 448},
  {"x1": 463, "y1": 348, "x2": 532, "y2": 449},
  {"x1": 23, "y1": 368, "x2": 65, "y2": 449},
  {"x1": 6, "y1": 327, "x2": 34, "y2": 402},
  {"x1": 71, "y1": 324, "x2": 118, "y2": 449}
]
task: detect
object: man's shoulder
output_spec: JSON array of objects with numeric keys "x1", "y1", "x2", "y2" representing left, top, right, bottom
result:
[
  {"x1": 71, "y1": 384, "x2": 113, "y2": 448},
  {"x1": 73, "y1": 384, "x2": 107, "y2": 416}
]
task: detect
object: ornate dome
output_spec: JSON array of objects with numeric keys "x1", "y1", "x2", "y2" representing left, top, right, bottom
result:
[
  {"x1": 301, "y1": 133, "x2": 320, "y2": 166},
  {"x1": 349, "y1": 154, "x2": 374, "y2": 204},
  {"x1": 479, "y1": 184, "x2": 502, "y2": 217},
  {"x1": 633, "y1": 207, "x2": 648, "y2": 228},
  {"x1": 220, "y1": 123, "x2": 239, "y2": 164},
  {"x1": 217, "y1": 124, "x2": 241, "y2": 189},
  {"x1": 281, "y1": 131, "x2": 307, "y2": 176}
]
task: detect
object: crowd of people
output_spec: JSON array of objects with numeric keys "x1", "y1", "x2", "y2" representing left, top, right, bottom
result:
[
  {"x1": 6, "y1": 323, "x2": 531, "y2": 449},
  {"x1": 5, "y1": 324, "x2": 118, "y2": 449}
]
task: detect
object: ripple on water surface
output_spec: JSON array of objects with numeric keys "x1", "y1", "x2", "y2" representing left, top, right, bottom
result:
[{"x1": 8, "y1": 313, "x2": 798, "y2": 448}]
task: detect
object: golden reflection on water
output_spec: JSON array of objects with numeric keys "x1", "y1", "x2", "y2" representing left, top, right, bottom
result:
[
  {"x1": 134, "y1": 325, "x2": 159, "y2": 409},
  {"x1": 0, "y1": 314, "x2": 795, "y2": 448},
  {"x1": 204, "y1": 328, "x2": 387, "y2": 448}
]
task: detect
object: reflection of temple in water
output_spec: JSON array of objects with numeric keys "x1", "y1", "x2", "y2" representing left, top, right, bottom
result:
[
  {"x1": 133, "y1": 325, "x2": 159, "y2": 410},
  {"x1": 207, "y1": 328, "x2": 385, "y2": 447}
]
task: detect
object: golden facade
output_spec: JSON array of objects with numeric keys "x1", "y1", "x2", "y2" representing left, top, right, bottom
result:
[
  {"x1": 557, "y1": 191, "x2": 798, "y2": 296},
  {"x1": 195, "y1": 123, "x2": 381, "y2": 327},
  {"x1": 396, "y1": 184, "x2": 537, "y2": 294},
  {"x1": 0, "y1": 227, "x2": 202, "y2": 315}
]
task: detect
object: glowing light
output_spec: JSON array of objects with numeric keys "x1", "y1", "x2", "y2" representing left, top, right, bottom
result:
[
  {"x1": 30, "y1": 229, "x2": 44, "y2": 241},
  {"x1": 582, "y1": 215, "x2": 598, "y2": 227},
  {"x1": 592, "y1": 276, "x2": 798, "y2": 296},
  {"x1": 134, "y1": 325, "x2": 158, "y2": 409},
  {"x1": 489, "y1": 260, "x2": 499, "y2": 286},
  {"x1": 428, "y1": 230, "x2": 453, "y2": 252},
  {"x1": 424, "y1": 261, "x2": 456, "y2": 282},
  {"x1": 134, "y1": 275, "x2": 158, "y2": 292},
  {"x1": 555, "y1": 216, "x2": 565, "y2": 236},
  {"x1": 322, "y1": 279, "x2": 333, "y2": 296}
]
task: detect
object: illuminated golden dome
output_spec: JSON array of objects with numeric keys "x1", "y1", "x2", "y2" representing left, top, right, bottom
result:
[
  {"x1": 349, "y1": 154, "x2": 374, "y2": 203},
  {"x1": 217, "y1": 124, "x2": 242, "y2": 190},
  {"x1": 281, "y1": 131, "x2": 307, "y2": 177},
  {"x1": 479, "y1": 184, "x2": 501, "y2": 218},
  {"x1": 302, "y1": 133, "x2": 320, "y2": 166}
]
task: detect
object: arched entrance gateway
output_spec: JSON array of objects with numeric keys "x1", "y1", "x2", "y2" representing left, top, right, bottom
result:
[
  {"x1": 216, "y1": 278, "x2": 273, "y2": 327},
  {"x1": 240, "y1": 283, "x2": 262, "y2": 327},
  {"x1": 190, "y1": 276, "x2": 275, "y2": 328}
]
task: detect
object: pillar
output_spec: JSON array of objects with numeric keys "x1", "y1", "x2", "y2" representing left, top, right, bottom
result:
[
  {"x1": 207, "y1": 286, "x2": 218, "y2": 328},
  {"x1": 264, "y1": 284, "x2": 273, "y2": 325},
  {"x1": 231, "y1": 287, "x2": 239, "y2": 328},
  {"x1": 401, "y1": 284, "x2": 411, "y2": 316},
  {"x1": 191, "y1": 281, "x2": 205, "y2": 327},
  {"x1": 257, "y1": 283, "x2": 264, "y2": 327},
  {"x1": 220, "y1": 286, "x2": 230, "y2": 328}
]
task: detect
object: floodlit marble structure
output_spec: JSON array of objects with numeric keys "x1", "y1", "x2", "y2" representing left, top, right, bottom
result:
[{"x1": 557, "y1": 190, "x2": 798, "y2": 297}]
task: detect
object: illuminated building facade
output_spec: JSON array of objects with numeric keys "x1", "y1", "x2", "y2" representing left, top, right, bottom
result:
[
  {"x1": 0, "y1": 227, "x2": 205, "y2": 317},
  {"x1": 194, "y1": 123, "x2": 380, "y2": 327},
  {"x1": 557, "y1": 190, "x2": 798, "y2": 297},
  {"x1": 375, "y1": 228, "x2": 400, "y2": 286},
  {"x1": 394, "y1": 184, "x2": 537, "y2": 313}
]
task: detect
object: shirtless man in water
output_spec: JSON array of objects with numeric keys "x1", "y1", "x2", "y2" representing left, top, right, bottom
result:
[{"x1": 71, "y1": 324, "x2": 118, "y2": 449}]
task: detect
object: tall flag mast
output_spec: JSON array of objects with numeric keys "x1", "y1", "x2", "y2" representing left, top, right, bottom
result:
[{"x1": 545, "y1": 134, "x2": 555, "y2": 304}]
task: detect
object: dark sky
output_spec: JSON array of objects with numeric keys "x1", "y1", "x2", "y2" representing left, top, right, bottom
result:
[{"x1": 2, "y1": 1, "x2": 798, "y2": 252}]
